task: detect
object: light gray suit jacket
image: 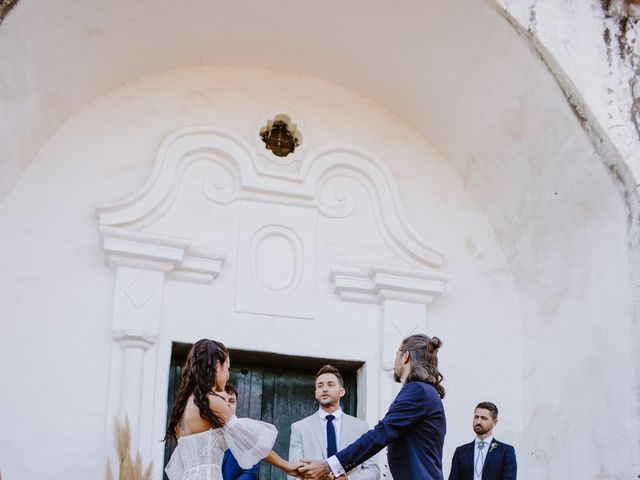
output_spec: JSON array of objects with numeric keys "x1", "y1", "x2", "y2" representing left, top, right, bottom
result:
[{"x1": 288, "y1": 412, "x2": 380, "y2": 480}]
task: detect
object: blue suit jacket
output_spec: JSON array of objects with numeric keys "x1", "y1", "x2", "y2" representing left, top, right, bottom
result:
[
  {"x1": 222, "y1": 449, "x2": 259, "y2": 480},
  {"x1": 448, "y1": 439, "x2": 516, "y2": 480},
  {"x1": 335, "y1": 381, "x2": 446, "y2": 480}
]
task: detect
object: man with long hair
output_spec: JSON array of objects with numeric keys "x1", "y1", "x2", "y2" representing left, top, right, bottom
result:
[{"x1": 299, "y1": 334, "x2": 447, "y2": 480}]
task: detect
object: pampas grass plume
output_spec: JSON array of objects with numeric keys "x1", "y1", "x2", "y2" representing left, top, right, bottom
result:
[{"x1": 106, "y1": 415, "x2": 153, "y2": 480}]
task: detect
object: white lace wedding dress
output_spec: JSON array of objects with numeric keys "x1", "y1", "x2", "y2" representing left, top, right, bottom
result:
[{"x1": 165, "y1": 415, "x2": 277, "y2": 480}]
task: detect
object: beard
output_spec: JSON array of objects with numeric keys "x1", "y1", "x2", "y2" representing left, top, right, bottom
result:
[
  {"x1": 318, "y1": 396, "x2": 338, "y2": 408},
  {"x1": 393, "y1": 371, "x2": 401, "y2": 383},
  {"x1": 474, "y1": 424, "x2": 489, "y2": 435}
]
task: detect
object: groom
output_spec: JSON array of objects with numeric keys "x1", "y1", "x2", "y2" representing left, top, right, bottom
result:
[{"x1": 298, "y1": 334, "x2": 447, "y2": 479}]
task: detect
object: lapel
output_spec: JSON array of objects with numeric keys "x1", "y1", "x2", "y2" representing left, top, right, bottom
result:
[
  {"x1": 482, "y1": 439, "x2": 500, "y2": 475},
  {"x1": 310, "y1": 415, "x2": 327, "y2": 459},
  {"x1": 339, "y1": 414, "x2": 351, "y2": 450},
  {"x1": 465, "y1": 441, "x2": 476, "y2": 474}
]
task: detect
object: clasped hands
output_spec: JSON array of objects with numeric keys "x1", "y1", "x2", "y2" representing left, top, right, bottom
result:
[{"x1": 287, "y1": 459, "x2": 347, "y2": 480}]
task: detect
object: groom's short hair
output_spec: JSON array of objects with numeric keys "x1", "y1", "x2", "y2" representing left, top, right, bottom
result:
[{"x1": 315, "y1": 364, "x2": 344, "y2": 387}]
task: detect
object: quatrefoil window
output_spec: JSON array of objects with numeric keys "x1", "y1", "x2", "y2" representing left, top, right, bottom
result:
[{"x1": 259, "y1": 115, "x2": 301, "y2": 157}]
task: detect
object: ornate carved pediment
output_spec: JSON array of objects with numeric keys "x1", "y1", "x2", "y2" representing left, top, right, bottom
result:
[{"x1": 96, "y1": 125, "x2": 444, "y2": 270}]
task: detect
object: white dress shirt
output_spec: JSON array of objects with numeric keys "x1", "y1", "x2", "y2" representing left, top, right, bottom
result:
[
  {"x1": 474, "y1": 435, "x2": 494, "y2": 479},
  {"x1": 323, "y1": 408, "x2": 347, "y2": 477},
  {"x1": 319, "y1": 407, "x2": 344, "y2": 447}
]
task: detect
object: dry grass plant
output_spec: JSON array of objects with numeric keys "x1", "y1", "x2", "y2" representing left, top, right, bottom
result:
[{"x1": 105, "y1": 416, "x2": 153, "y2": 480}]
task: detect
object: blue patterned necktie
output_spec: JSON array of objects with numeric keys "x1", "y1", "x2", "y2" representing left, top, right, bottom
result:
[
  {"x1": 326, "y1": 414, "x2": 337, "y2": 458},
  {"x1": 475, "y1": 441, "x2": 486, "y2": 479}
]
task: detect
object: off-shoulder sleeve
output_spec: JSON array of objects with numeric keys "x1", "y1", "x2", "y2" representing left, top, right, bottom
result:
[
  {"x1": 222, "y1": 415, "x2": 278, "y2": 469},
  {"x1": 164, "y1": 447, "x2": 184, "y2": 480}
]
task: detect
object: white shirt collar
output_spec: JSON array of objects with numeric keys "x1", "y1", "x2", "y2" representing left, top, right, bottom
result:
[
  {"x1": 475, "y1": 435, "x2": 494, "y2": 447},
  {"x1": 318, "y1": 407, "x2": 343, "y2": 420}
]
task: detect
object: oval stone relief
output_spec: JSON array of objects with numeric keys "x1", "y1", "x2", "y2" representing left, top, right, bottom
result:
[{"x1": 251, "y1": 225, "x2": 303, "y2": 293}]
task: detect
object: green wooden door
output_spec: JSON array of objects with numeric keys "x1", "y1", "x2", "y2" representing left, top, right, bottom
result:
[{"x1": 164, "y1": 345, "x2": 359, "y2": 480}]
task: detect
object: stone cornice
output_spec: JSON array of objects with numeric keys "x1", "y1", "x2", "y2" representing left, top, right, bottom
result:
[
  {"x1": 99, "y1": 226, "x2": 226, "y2": 284},
  {"x1": 331, "y1": 264, "x2": 449, "y2": 304}
]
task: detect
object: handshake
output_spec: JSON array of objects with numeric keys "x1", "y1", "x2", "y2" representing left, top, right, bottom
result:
[{"x1": 286, "y1": 459, "x2": 348, "y2": 480}]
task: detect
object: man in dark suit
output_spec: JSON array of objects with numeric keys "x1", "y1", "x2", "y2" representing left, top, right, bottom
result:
[
  {"x1": 298, "y1": 334, "x2": 447, "y2": 480},
  {"x1": 221, "y1": 384, "x2": 259, "y2": 480},
  {"x1": 448, "y1": 402, "x2": 516, "y2": 480}
]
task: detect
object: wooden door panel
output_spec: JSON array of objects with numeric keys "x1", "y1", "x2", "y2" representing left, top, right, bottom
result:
[
  {"x1": 230, "y1": 365, "x2": 264, "y2": 420},
  {"x1": 259, "y1": 369, "x2": 319, "y2": 480}
]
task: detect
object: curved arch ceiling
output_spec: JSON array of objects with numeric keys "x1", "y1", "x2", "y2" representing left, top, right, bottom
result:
[{"x1": 0, "y1": 0, "x2": 610, "y2": 231}]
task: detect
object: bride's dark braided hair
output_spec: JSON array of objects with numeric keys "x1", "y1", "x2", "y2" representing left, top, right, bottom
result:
[{"x1": 164, "y1": 339, "x2": 229, "y2": 442}]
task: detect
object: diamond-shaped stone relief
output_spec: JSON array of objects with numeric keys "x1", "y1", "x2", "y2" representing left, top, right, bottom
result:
[
  {"x1": 125, "y1": 277, "x2": 157, "y2": 309},
  {"x1": 390, "y1": 307, "x2": 422, "y2": 338}
]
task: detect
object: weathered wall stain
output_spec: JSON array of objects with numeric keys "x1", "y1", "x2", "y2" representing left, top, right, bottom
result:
[
  {"x1": 601, "y1": 0, "x2": 640, "y2": 142},
  {"x1": 494, "y1": 1, "x2": 639, "y2": 242},
  {"x1": 528, "y1": 0, "x2": 539, "y2": 35}
]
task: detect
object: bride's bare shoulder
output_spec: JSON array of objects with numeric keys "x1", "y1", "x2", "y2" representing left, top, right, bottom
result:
[{"x1": 207, "y1": 392, "x2": 233, "y2": 423}]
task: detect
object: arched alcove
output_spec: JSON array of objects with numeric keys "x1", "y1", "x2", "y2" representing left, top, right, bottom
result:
[{"x1": 0, "y1": 2, "x2": 637, "y2": 479}]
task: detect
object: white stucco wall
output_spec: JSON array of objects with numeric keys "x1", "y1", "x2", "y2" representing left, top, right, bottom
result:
[
  {"x1": 494, "y1": 2, "x2": 640, "y2": 476},
  {"x1": 0, "y1": 67, "x2": 524, "y2": 479},
  {"x1": 0, "y1": 63, "x2": 636, "y2": 480}
]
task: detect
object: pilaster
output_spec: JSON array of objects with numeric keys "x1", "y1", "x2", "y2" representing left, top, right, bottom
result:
[{"x1": 99, "y1": 226, "x2": 226, "y2": 459}]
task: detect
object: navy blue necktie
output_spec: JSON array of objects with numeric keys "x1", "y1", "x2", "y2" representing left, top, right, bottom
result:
[{"x1": 326, "y1": 414, "x2": 337, "y2": 458}]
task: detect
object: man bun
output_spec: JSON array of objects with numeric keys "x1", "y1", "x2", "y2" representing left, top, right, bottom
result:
[{"x1": 429, "y1": 336, "x2": 442, "y2": 350}]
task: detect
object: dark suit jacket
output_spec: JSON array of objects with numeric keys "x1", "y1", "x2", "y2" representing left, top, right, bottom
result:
[
  {"x1": 335, "y1": 381, "x2": 446, "y2": 480},
  {"x1": 448, "y1": 439, "x2": 516, "y2": 480},
  {"x1": 222, "y1": 449, "x2": 259, "y2": 480}
]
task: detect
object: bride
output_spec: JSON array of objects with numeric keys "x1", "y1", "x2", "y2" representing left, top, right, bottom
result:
[{"x1": 164, "y1": 339, "x2": 301, "y2": 479}]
